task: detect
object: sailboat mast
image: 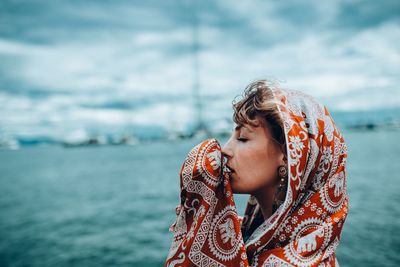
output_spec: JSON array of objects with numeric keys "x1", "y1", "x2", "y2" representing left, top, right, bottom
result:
[{"x1": 192, "y1": 7, "x2": 204, "y2": 133}]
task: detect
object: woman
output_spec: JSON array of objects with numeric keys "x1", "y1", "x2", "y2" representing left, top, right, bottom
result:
[{"x1": 166, "y1": 80, "x2": 348, "y2": 266}]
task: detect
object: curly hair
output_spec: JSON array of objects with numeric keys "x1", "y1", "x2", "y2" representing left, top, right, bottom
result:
[{"x1": 232, "y1": 80, "x2": 286, "y2": 156}]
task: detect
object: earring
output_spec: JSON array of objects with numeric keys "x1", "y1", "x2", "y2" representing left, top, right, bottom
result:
[
  {"x1": 272, "y1": 165, "x2": 288, "y2": 213},
  {"x1": 277, "y1": 165, "x2": 287, "y2": 188}
]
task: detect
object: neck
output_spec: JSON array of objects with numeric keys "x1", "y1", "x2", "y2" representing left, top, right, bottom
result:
[{"x1": 253, "y1": 185, "x2": 277, "y2": 220}]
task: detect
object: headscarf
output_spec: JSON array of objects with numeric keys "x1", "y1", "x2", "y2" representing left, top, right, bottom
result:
[{"x1": 165, "y1": 88, "x2": 348, "y2": 267}]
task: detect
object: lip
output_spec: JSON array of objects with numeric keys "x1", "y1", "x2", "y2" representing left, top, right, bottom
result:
[
  {"x1": 223, "y1": 169, "x2": 233, "y2": 179},
  {"x1": 225, "y1": 164, "x2": 235, "y2": 173}
]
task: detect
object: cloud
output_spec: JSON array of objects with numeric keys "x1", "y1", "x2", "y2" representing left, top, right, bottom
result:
[{"x1": 0, "y1": 0, "x2": 399, "y2": 139}]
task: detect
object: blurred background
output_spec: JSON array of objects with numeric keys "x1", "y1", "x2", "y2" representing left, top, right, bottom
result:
[{"x1": 0, "y1": 0, "x2": 399, "y2": 266}]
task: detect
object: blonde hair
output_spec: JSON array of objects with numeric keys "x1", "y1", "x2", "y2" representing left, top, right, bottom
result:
[{"x1": 232, "y1": 80, "x2": 286, "y2": 155}]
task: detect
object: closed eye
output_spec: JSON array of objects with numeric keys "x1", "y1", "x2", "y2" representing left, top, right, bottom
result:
[{"x1": 237, "y1": 138, "x2": 248, "y2": 142}]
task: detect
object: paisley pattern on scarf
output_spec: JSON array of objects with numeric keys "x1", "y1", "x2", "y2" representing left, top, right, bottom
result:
[
  {"x1": 166, "y1": 139, "x2": 248, "y2": 266},
  {"x1": 165, "y1": 88, "x2": 348, "y2": 267}
]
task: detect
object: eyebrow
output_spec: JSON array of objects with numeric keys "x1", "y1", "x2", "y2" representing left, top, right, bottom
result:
[{"x1": 234, "y1": 125, "x2": 253, "y2": 132}]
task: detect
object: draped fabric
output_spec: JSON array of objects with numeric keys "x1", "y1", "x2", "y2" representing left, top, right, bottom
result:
[
  {"x1": 165, "y1": 88, "x2": 348, "y2": 267},
  {"x1": 165, "y1": 139, "x2": 248, "y2": 266}
]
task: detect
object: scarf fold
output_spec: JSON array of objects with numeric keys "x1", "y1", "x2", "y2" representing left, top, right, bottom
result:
[{"x1": 165, "y1": 88, "x2": 348, "y2": 267}]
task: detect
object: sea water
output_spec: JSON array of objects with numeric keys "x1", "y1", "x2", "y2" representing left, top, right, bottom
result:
[{"x1": 0, "y1": 130, "x2": 399, "y2": 266}]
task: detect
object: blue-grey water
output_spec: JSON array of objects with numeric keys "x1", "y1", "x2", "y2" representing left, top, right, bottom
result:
[{"x1": 0, "y1": 130, "x2": 399, "y2": 267}]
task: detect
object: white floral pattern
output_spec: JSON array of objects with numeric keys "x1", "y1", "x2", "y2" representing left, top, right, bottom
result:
[
  {"x1": 240, "y1": 87, "x2": 348, "y2": 266},
  {"x1": 167, "y1": 85, "x2": 348, "y2": 266}
]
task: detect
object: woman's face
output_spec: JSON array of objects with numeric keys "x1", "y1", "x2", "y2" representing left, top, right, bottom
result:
[{"x1": 222, "y1": 117, "x2": 285, "y2": 195}]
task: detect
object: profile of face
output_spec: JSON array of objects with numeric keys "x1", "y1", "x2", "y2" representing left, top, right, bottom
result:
[{"x1": 222, "y1": 116, "x2": 286, "y2": 195}]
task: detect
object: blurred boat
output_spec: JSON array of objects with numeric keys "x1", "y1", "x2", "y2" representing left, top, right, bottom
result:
[
  {"x1": 0, "y1": 138, "x2": 20, "y2": 150},
  {"x1": 346, "y1": 121, "x2": 400, "y2": 131}
]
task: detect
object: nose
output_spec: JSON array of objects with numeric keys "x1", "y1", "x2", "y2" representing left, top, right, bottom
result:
[{"x1": 221, "y1": 139, "x2": 233, "y2": 159}]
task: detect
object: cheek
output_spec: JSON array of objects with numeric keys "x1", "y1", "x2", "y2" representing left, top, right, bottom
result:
[
  {"x1": 236, "y1": 147, "x2": 278, "y2": 188},
  {"x1": 250, "y1": 157, "x2": 277, "y2": 185}
]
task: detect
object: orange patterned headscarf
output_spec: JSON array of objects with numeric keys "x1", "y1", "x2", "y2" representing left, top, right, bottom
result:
[{"x1": 165, "y1": 88, "x2": 348, "y2": 266}]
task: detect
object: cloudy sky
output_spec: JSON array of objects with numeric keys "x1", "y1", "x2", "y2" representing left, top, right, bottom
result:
[{"x1": 0, "y1": 0, "x2": 399, "y2": 140}]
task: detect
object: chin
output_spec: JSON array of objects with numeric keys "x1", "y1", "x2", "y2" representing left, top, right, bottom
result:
[
  {"x1": 231, "y1": 184, "x2": 248, "y2": 194},
  {"x1": 229, "y1": 175, "x2": 245, "y2": 193}
]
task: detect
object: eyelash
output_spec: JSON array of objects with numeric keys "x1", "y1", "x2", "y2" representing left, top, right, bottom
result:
[{"x1": 237, "y1": 138, "x2": 248, "y2": 142}]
